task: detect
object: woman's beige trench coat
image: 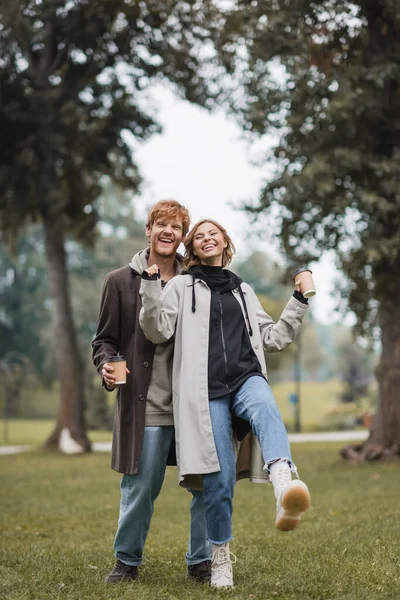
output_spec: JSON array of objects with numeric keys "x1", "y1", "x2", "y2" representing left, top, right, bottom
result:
[{"x1": 140, "y1": 274, "x2": 308, "y2": 488}]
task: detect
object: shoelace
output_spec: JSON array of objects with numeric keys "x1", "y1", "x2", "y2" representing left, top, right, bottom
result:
[
  {"x1": 275, "y1": 465, "x2": 293, "y2": 489},
  {"x1": 212, "y1": 546, "x2": 237, "y2": 579}
]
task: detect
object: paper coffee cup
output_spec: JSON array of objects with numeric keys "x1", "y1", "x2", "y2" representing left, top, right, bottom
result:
[
  {"x1": 109, "y1": 355, "x2": 127, "y2": 385},
  {"x1": 293, "y1": 268, "x2": 316, "y2": 298}
]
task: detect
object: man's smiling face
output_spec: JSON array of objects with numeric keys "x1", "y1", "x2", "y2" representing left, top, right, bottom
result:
[{"x1": 146, "y1": 217, "x2": 184, "y2": 257}]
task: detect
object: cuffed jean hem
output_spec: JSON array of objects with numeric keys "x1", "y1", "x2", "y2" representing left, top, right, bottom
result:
[
  {"x1": 263, "y1": 457, "x2": 297, "y2": 474},
  {"x1": 115, "y1": 553, "x2": 142, "y2": 567},
  {"x1": 185, "y1": 553, "x2": 212, "y2": 566},
  {"x1": 207, "y1": 535, "x2": 234, "y2": 546}
]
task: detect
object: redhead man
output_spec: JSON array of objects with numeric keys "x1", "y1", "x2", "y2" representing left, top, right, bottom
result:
[{"x1": 92, "y1": 200, "x2": 210, "y2": 583}]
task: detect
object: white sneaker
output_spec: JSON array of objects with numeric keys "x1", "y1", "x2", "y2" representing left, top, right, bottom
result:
[
  {"x1": 211, "y1": 542, "x2": 236, "y2": 589},
  {"x1": 270, "y1": 461, "x2": 310, "y2": 531}
]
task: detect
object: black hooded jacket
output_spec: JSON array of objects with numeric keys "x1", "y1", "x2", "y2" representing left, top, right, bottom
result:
[{"x1": 186, "y1": 264, "x2": 265, "y2": 399}]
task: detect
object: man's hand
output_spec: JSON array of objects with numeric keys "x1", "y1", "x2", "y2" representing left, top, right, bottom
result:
[
  {"x1": 102, "y1": 363, "x2": 130, "y2": 388},
  {"x1": 145, "y1": 264, "x2": 159, "y2": 277}
]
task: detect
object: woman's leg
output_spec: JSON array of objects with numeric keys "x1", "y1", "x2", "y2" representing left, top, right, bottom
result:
[
  {"x1": 232, "y1": 376, "x2": 310, "y2": 531},
  {"x1": 202, "y1": 396, "x2": 236, "y2": 545},
  {"x1": 203, "y1": 396, "x2": 237, "y2": 588},
  {"x1": 232, "y1": 376, "x2": 292, "y2": 467}
]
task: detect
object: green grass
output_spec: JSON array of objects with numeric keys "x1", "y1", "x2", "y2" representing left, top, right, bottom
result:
[
  {"x1": 0, "y1": 379, "x2": 366, "y2": 447},
  {"x1": 272, "y1": 380, "x2": 344, "y2": 430},
  {"x1": 272, "y1": 379, "x2": 376, "y2": 432},
  {"x1": 0, "y1": 419, "x2": 112, "y2": 446},
  {"x1": 1, "y1": 443, "x2": 399, "y2": 599},
  {"x1": 0, "y1": 378, "x2": 376, "y2": 448}
]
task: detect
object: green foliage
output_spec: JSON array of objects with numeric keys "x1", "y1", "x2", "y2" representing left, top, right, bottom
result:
[
  {"x1": 335, "y1": 332, "x2": 377, "y2": 404},
  {"x1": 0, "y1": 184, "x2": 146, "y2": 421},
  {"x1": 1, "y1": 446, "x2": 400, "y2": 599},
  {"x1": 0, "y1": 0, "x2": 219, "y2": 241},
  {"x1": 0, "y1": 228, "x2": 51, "y2": 381},
  {"x1": 0, "y1": 0, "x2": 221, "y2": 439},
  {"x1": 234, "y1": 250, "x2": 323, "y2": 379},
  {"x1": 234, "y1": 250, "x2": 292, "y2": 300},
  {"x1": 220, "y1": 1, "x2": 400, "y2": 332}
]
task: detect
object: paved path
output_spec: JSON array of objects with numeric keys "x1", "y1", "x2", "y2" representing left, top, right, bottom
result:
[
  {"x1": 0, "y1": 430, "x2": 369, "y2": 456},
  {"x1": 288, "y1": 430, "x2": 368, "y2": 443},
  {"x1": 0, "y1": 444, "x2": 32, "y2": 456}
]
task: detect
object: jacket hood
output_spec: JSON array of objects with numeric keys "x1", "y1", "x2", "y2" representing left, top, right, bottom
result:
[
  {"x1": 129, "y1": 249, "x2": 149, "y2": 275},
  {"x1": 129, "y1": 248, "x2": 184, "y2": 276}
]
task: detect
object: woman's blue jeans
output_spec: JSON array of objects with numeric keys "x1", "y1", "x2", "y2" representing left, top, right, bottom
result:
[
  {"x1": 203, "y1": 376, "x2": 292, "y2": 544},
  {"x1": 114, "y1": 426, "x2": 210, "y2": 566}
]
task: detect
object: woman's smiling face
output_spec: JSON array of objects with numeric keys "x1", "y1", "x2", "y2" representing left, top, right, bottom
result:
[{"x1": 192, "y1": 221, "x2": 227, "y2": 266}]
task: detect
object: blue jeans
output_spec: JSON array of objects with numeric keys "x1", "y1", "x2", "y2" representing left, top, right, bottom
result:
[
  {"x1": 114, "y1": 426, "x2": 210, "y2": 566},
  {"x1": 203, "y1": 376, "x2": 292, "y2": 544}
]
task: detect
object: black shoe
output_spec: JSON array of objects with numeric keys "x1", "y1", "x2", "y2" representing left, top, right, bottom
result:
[
  {"x1": 187, "y1": 560, "x2": 212, "y2": 583},
  {"x1": 105, "y1": 559, "x2": 139, "y2": 583}
]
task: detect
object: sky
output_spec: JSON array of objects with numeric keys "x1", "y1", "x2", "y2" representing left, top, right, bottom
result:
[{"x1": 132, "y1": 86, "x2": 354, "y2": 327}]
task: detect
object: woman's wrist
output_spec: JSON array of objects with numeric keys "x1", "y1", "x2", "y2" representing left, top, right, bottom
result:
[{"x1": 293, "y1": 289, "x2": 308, "y2": 305}]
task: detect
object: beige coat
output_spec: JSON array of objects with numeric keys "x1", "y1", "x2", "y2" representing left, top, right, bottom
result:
[{"x1": 140, "y1": 275, "x2": 308, "y2": 485}]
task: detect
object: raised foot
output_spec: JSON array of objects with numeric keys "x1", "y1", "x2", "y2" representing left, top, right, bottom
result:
[{"x1": 276, "y1": 480, "x2": 310, "y2": 532}]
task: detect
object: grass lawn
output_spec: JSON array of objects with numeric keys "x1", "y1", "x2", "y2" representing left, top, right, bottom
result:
[
  {"x1": 272, "y1": 380, "x2": 344, "y2": 430},
  {"x1": 1, "y1": 443, "x2": 399, "y2": 599},
  {"x1": 0, "y1": 420, "x2": 112, "y2": 446}
]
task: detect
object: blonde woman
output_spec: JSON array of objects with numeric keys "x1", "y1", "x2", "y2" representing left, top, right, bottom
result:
[{"x1": 140, "y1": 219, "x2": 311, "y2": 589}]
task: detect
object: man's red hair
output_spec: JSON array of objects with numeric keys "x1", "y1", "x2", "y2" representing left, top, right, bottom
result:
[{"x1": 146, "y1": 200, "x2": 190, "y2": 236}]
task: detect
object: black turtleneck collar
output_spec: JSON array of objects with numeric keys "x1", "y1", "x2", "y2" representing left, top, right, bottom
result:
[
  {"x1": 200, "y1": 264, "x2": 224, "y2": 274},
  {"x1": 191, "y1": 264, "x2": 234, "y2": 293}
]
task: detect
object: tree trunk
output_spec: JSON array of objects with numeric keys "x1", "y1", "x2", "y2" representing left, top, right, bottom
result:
[
  {"x1": 42, "y1": 213, "x2": 90, "y2": 453},
  {"x1": 341, "y1": 296, "x2": 400, "y2": 462}
]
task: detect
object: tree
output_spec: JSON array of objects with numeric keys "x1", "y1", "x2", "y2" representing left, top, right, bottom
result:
[
  {"x1": 234, "y1": 250, "x2": 323, "y2": 380},
  {"x1": 0, "y1": 228, "x2": 51, "y2": 385},
  {"x1": 0, "y1": 0, "x2": 218, "y2": 451},
  {"x1": 234, "y1": 250, "x2": 292, "y2": 300},
  {"x1": 219, "y1": 1, "x2": 400, "y2": 461},
  {"x1": 0, "y1": 183, "x2": 147, "y2": 426},
  {"x1": 336, "y1": 335, "x2": 375, "y2": 405}
]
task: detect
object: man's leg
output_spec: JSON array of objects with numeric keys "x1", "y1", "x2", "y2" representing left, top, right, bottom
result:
[
  {"x1": 232, "y1": 376, "x2": 310, "y2": 531},
  {"x1": 186, "y1": 490, "x2": 212, "y2": 581},
  {"x1": 107, "y1": 426, "x2": 174, "y2": 582}
]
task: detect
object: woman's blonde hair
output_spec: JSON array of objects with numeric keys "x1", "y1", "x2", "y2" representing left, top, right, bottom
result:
[{"x1": 184, "y1": 219, "x2": 236, "y2": 269}]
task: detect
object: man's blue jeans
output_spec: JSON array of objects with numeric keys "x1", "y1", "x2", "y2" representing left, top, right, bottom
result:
[
  {"x1": 203, "y1": 376, "x2": 292, "y2": 544},
  {"x1": 114, "y1": 426, "x2": 210, "y2": 566}
]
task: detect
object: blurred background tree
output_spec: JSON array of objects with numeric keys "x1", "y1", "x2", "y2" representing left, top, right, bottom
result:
[
  {"x1": 0, "y1": 182, "x2": 147, "y2": 430},
  {"x1": 336, "y1": 335, "x2": 376, "y2": 405},
  {"x1": 219, "y1": 1, "x2": 400, "y2": 461},
  {"x1": 0, "y1": 0, "x2": 218, "y2": 451},
  {"x1": 235, "y1": 250, "x2": 324, "y2": 380}
]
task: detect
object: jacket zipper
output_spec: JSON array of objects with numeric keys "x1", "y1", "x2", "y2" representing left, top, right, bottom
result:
[{"x1": 217, "y1": 292, "x2": 231, "y2": 392}]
